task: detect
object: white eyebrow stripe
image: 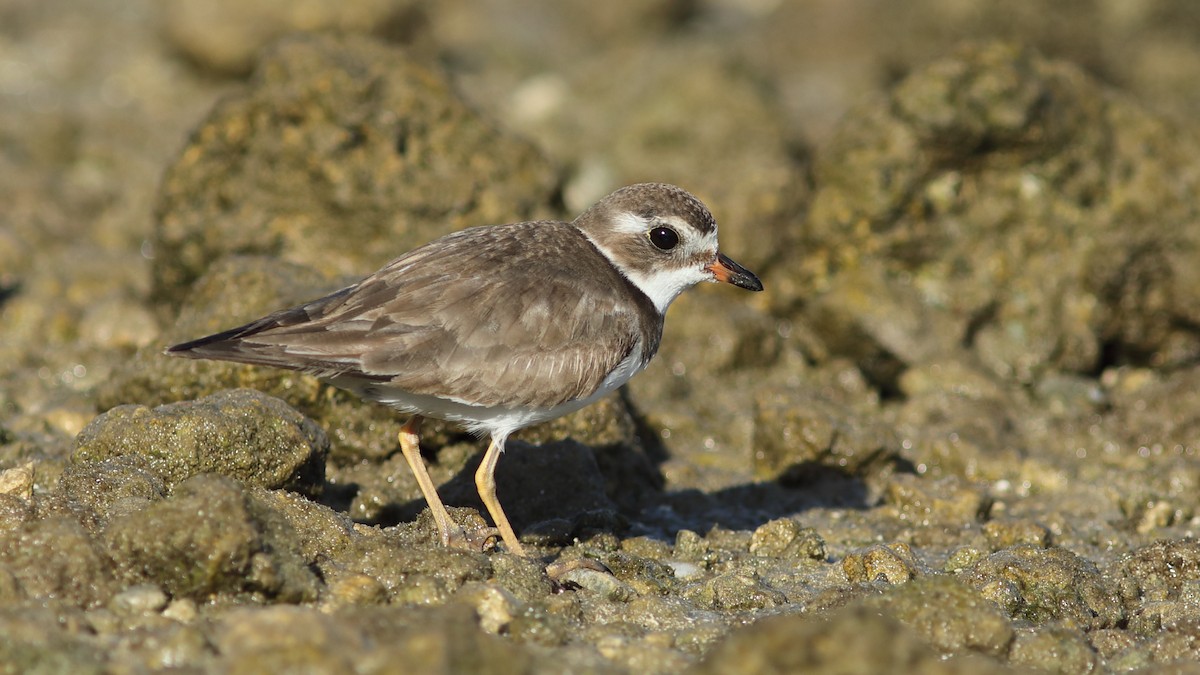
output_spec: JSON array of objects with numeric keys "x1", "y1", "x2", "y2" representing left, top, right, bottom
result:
[
  {"x1": 611, "y1": 211, "x2": 651, "y2": 235},
  {"x1": 659, "y1": 215, "x2": 693, "y2": 232},
  {"x1": 612, "y1": 212, "x2": 712, "y2": 238}
]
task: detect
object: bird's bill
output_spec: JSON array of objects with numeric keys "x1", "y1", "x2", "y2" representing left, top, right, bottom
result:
[{"x1": 707, "y1": 252, "x2": 764, "y2": 291}]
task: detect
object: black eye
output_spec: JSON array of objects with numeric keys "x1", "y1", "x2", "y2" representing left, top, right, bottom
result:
[{"x1": 648, "y1": 226, "x2": 679, "y2": 251}]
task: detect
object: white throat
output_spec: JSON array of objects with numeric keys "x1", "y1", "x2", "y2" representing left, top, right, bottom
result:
[{"x1": 617, "y1": 261, "x2": 710, "y2": 314}]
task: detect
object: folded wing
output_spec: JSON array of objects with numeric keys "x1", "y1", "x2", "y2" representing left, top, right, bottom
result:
[{"x1": 168, "y1": 222, "x2": 659, "y2": 409}]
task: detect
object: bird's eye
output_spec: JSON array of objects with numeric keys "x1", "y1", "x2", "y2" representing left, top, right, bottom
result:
[{"x1": 648, "y1": 226, "x2": 679, "y2": 251}]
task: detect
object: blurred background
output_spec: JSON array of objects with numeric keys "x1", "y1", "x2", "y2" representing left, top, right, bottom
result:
[{"x1": 6, "y1": 0, "x2": 1200, "y2": 417}]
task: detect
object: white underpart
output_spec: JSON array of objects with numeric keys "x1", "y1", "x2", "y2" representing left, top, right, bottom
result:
[{"x1": 589, "y1": 212, "x2": 720, "y2": 314}]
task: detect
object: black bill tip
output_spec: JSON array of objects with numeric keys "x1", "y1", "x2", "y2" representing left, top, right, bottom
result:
[{"x1": 708, "y1": 252, "x2": 763, "y2": 292}]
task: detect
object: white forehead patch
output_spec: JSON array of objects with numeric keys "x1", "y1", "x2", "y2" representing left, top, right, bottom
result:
[{"x1": 693, "y1": 228, "x2": 719, "y2": 256}]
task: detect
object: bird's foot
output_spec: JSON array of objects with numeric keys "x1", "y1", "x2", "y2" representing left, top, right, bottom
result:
[
  {"x1": 545, "y1": 557, "x2": 614, "y2": 586},
  {"x1": 443, "y1": 525, "x2": 501, "y2": 553}
]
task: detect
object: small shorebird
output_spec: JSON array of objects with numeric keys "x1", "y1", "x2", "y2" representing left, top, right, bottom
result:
[{"x1": 167, "y1": 183, "x2": 763, "y2": 556}]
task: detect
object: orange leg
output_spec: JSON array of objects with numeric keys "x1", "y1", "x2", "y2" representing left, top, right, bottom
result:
[
  {"x1": 397, "y1": 416, "x2": 463, "y2": 547},
  {"x1": 474, "y1": 434, "x2": 527, "y2": 556}
]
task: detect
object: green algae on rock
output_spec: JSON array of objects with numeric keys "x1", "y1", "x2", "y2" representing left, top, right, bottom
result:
[
  {"x1": 963, "y1": 544, "x2": 1124, "y2": 630},
  {"x1": 74, "y1": 389, "x2": 328, "y2": 496},
  {"x1": 162, "y1": 0, "x2": 425, "y2": 76},
  {"x1": 790, "y1": 42, "x2": 1200, "y2": 385},
  {"x1": 54, "y1": 454, "x2": 167, "y2": 532},
  {"x1": 864, "y1": 575, "x2": 1015, "y2": 660},
  {"x1": 0, "y1": 517, "x2": 117, "y2": 609},
  {"x1": 152, "y1": 32, "x2": 560, "y2": 308},
  {"x1": 693, "y1": 604, "x2": 1011, "y2": 675},
  {"x1": 842, "y1": 542, "x2": 922, "y2": 585},
  {"x1": 753, "y1": 383, "x2": 901, "y2": 483},
  {"x1": 104, "y1": 474, "x2": 320, "y2": 602}
]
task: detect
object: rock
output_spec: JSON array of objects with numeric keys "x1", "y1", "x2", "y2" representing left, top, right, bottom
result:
[
  {"x1": 1143, "y1": 619, "x2": 1200, "y2": 666},
  {"x1": 753, "y1": 384, "x2": 900, "y2": 483},
  {"x1": 323, "y1": 571, "x2": 388, "y2": 608},
  {"x1": 152, "y1": 33, "x2": 560, "y2": 307},
  {"x1": 801, "y1": 265, "x2": 963, "y2": 392},
  {"x1": 74, "y1": 389, "x2": 327, "y2": 496},
  {"x1": 55, "y1": 455, "x2": 166, "y2": 529},
  {"x1": 0, "y1": 462, "x2": 33, "y2": 500},
  {"x1": 749, "y1": 518, "x2": 827, "y2": 560},
  {"x1": 107, "y1": 584, "x2": 170, "y2": 617},
  {"x1": 103, "y1": 474, "x2": 320, "y2": 602},
  {"x1": 0, "y1": 495, "x2": 31, "y2": 534},
  {"x1": 682, "y1": 568, "x2": 786, "y2": 610},
  {"x1": 864, "y1": 575, "x2": 1014, "y2": 659},
  {"x1": 556, "y1": 566, "x2": 637, "y2": 603},
  {"x1": 963, "y1": 545, "x2": 1123, "y2": 630},
  {"x1": 791, "y1": 42, "x2": 1200, "y2": 383},
  {"x1": 596, "y1": 549, "x2": 680, "y2": 598},
  {"x1": 890, "y1": 383, "x2": 1026, "y2": 482},
  {"x1": 882, "y1": 474, "x2": 990, "y2": 527},
  {"x1": 0, "y1": 608, "x2": 108, "y2": 674},
  {"x1": 351, "y1": 537, "x2": 492, "y2": 606},
  {"x1": 0, "y1": 517, "x2": 117, "y2": 609},
  {"x1": 1119, "y1": 539, "x2": 1200, "y2": 637},
  {"x1": 842, "y1": 543, "x2": 921, "y2": 585},
  {"x1": 982, "y1": 519, "x2": 1051, "y2": 550},
  {"x1": 1120, "y1": 539, "x2": 1200, "y2": 606},
  {"x1": 210, "y1": 604, "x2": 532, "y2": 674},
  {"x1": 694, "y1": 604, "x2": 1009, "y2": 674},
  {"x1": 1008, "y1": 625, "x2": 1098, "y2": 673},
  {"x1": 163, "y1": 0, "x2": 426, "y2": 76},
  {"x1": 1104, "y1": 366, "x2": 1200, "y2": 469},
  {"x1": 461, "y1": 583, "x2": 524, "y2": 634}
]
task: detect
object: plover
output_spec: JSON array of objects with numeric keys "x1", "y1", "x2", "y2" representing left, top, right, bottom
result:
[{"x1": 167, "y1": 183, "x2": 763, "y2": 556}]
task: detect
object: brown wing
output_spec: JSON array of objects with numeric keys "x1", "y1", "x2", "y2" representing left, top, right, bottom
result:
[{"x1": 168, "y1": 222, "x2": 661, "y2": 409}]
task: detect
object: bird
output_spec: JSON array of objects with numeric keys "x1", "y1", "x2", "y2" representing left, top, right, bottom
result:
[{"x1": 166, "y1": 183, "x2": 763, "y2": 557}]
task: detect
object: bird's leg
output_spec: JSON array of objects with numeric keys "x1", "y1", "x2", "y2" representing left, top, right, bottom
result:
[
  {"x1": 398, "y1": 416, "x2": 498, "y2": 551},
  {"x1": 397, "y1": 416, "x2": 472, "y2": 547},
  {"x1": 475, "y1": 435, "x2": 527, "y2": 557}
]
